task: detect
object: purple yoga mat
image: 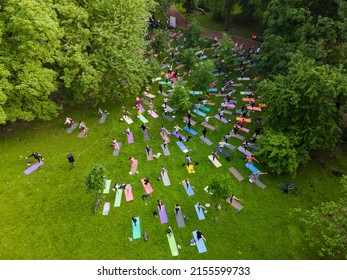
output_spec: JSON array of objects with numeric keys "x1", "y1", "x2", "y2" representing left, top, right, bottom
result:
[
  {"x1": 172, "y1": 130, "x2": 186, "y2": 140},
  {"x1": 158, "y1": 205, "x2": 168, "y2": 224},
  {"x1": 137, "y1": 104, "x2": 145, "y2": 113},
  {"x1": 24, "y1": 161, "x2": 44, "y2": 175},
  {"x1": 127, "y1": 132, "x2": 134, "y2": 144},
  {"x1": 214, "y1": 115, "x2": 229, "y2": 123}
]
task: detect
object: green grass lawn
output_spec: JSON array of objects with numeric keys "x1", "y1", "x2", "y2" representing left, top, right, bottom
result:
[{"x1": 0, "y1": 32, "x2": 345, "y2": 260}]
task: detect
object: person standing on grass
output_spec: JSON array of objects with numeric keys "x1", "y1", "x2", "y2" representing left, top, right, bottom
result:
[
  {"x1": 174, "y1": 204, "x2": 181, "y2": 215},
  {"x1": 186, "y1": 155, "x2": 192, "y2": 166},
  {"x1": 202, "y1": 127, "x2": 208, "y2": 138},
  {"x1": 64, "y1": 117, "x2": 74, "y2": 127}
]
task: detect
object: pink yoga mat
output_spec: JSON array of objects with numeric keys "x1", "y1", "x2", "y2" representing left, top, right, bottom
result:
[
  {"x1": 148, "y1": 110, "x2": 159, "y2": 118},
  {"x1": 125, "y1": 185, "x2": 134, "y2": 202},
  {"x1": 141, "y1": 178, "x2": 153, "y2": 194},
  {"x1": 146, "y1": 150, "x2": 153, "y2": 161},
  {"x1": 226, "y1": 198, "x2": 244, "y2": 210}
]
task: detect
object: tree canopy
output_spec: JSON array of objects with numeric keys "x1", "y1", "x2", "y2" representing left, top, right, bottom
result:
[{"x1": 0, "y1": 0, "x2": 156, "y2": 124}]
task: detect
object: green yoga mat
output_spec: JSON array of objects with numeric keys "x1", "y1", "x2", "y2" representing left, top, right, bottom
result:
[
  {"x1": 240, "y1": 91, "x2": 251, "y2": 95},
  {"x1": 137, "y1": 115, "x2": 149, "y2": 123},
  {"x1": 103, "y1": 180, "x2": 111, "y2": 194},
  {"x1": 114, "y1": 189, "x2": 123, "y2": 207},
  {"x1": 132, "y1": 216, "x2": 141, "y2": 239},
  {"x1": 167, "y1": 233, "x2": 179, "y2": 257},
  {"x1": 159, "y1": 81, "x2": 171, "y2": 85}
]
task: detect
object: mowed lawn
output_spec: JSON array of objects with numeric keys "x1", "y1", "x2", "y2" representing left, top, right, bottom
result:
[{"x1": 0, "y1": 41, "x2": 346, "y2": 260}]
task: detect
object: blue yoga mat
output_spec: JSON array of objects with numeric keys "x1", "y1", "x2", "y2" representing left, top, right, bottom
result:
[
  {"x1": 192, "y1": 230, "x2": 207, "y2": 253},
  {"x1": 206, "y1": 88, "x2": 218, "y2": 93},
  {"x1": 193, "y1": 109, "x2": 206, "y2": 118},
  {"x1": 132, "y1": 216, "x2": 141, "y2": 239},
  {"x1": 194, "y1": 204, "x2": 205, "y2": 220},
  {"x1": 183, "y1": 126, "x2": 198, "y2": 136},
  {"x1": 176, "y1": 141, "x2": 188, "y2": 153},
  {"x1": 182, "y1": 182, "x2": 195, "y2": 196},
  {"x1": 198, "y1": 105, "x2": 211, "y2": 112},
  {"x1": 245, "y1": 163, "x2": 261, "y2": 173}
]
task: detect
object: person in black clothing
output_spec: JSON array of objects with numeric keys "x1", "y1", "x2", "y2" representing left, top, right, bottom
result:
[
  {"x1": 202, "y1": 127, "x2": 207, "y2": 138},
  {"x1": 187, "y1": 110, "x2": 192, "y2": 120},
  {"x1": 26, "y1": 152, "x2": 43, "y2": 163},
  {"x1": 196, "y1": 230, "x2": 206, "y2": 241},
  {"x1": 132, "y1": 216, "x2": 137, "y2": 226},
  {"x1": 159, "y1": 84, "x2": 163, "y2": 94},
  {"x1": 141, "y1": 123, "x2": 148, "y2": 131},
  {"x1": 255, "y1": 127, "x2": 261, "y2": 137}
]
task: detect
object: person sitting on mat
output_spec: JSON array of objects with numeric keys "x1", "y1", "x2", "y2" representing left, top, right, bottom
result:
[
  {"x1": 144, "y1": 177, "x2": 150, "y2": 185},
  {"x1": 79, "y1": 121, "x2": 88, "y2": 132},
  {"x1": 26, "y1": 152, "x2": 43, "y2": 163},
  {"x1": 126, "y1": 127, "x2": 131, "y2": 135},
  {"x1": 185, "y1": 179, "x2": 190, "y2": 188},
  {"x1": 146, "y1": 145, "x2": 151, "y2": 156},
  {"x1": 196, "y1": 230, "x2": 206, "y2": 242},
  {"x1": 174, "y1": 204, "x2": 181, "y2": 215}
]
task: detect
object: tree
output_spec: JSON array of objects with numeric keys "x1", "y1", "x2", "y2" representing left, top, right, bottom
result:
[
  {"x1": 255, "y1": 130, "x2": 301, "y2": 176},
  {"x1": 217, "y1": 33, "x2": 237, "y2": 72},
  {"x1": 170, "y1": 80, "x2": 192, "y2": 112},
  {"x1": 292, "y1": 193, "x2": 347, "y2": 259},
  {"x1": 257, "y1": 0, "x2": 347, "y2": 75},
  {"x1": 207, "y1": 174, "x2": 231, "y2": 201},
  {"x1": 190, "y1": 60, "x2": 215, "y2": 90},
  {"x1": 86, "y1": 163, "x2": 106, "y2": 192},
  {"x1": 185, "y1": 21, "x2": 208, "y2": 49},
  {"x1": 151, "y1": 28, "x2": 167, "y2": 53},
  {"x1": 256, "y1": 53, "x2": 347, "y2": 174},
  {"x1": 181, "y1": 48, "x2": 196, "y2": 71}
]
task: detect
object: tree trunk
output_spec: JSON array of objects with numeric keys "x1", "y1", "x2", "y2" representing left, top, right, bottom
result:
[{"x1": 223, "y1": 0, "x2": 233, "y2": 31}]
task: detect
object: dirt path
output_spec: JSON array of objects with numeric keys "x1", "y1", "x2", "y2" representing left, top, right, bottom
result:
[{"x1": 164, "y1": 5, "x2": 260, "y2": 49}]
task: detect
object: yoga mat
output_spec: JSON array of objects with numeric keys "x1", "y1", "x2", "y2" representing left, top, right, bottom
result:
[
  {"x1": 214, "y1": 72, "x2": 225, "y2": 76},
  {"x1": 141, "y1": 98, "x2": 149, "y2": 105},
  {"x1": 223, "y1": 143, "x2": 235, "y2": 150},
  {"x1": 226, "y1": 198, "x2": 244, "y2": 211},
  {"x1": 229, "y1": 133, "x2": 245, "y2": 140},
  {"x1": 238, "y1": 146, "x2": 253, "y2": 157},
  {"x1": 240, "y1": 127, "x2": 250, "y2": 133},
  {"x1": 183, "y1": 117, "x2": 196, "y2": 126},
  {"x1": 167, "y1": 234, "x2": 179, "y2": 257},
  {"x1": 166, "y1": 71, "x2": 175, "y2": 78},
  {"x1": 181, "y1": 180, "x2": 195, "y2": 196},
  {"x1": 232, "y1": 83, "x2": 243, "y2": 87},
  {"x1": 143, "y1": 92, "x2": 155, "y2": 99},
  {"x1": 175, "y1": 210, "x2": 185, "y2": 228},
  {"x1": 221, "y1": 103, "x2": 235, "y2": 109},
  {"x1": 205, "y1": 101, "x2": 215, "y2": 106},
  {"x1": 146, "y1": 150, "x2": 153, "y2": 161},
  {"x1": 194, "y1": 204, "x2": 206, "y2": 220},
  {"x1": 158, "y1": 205, "x2": 168, "y2": 224},
  {"x1": 189, "y1": 91, "x2": 203, "y2": 95},
  {"x1": 162, "y1": 171, "x2": 171, "y2": 186},
  {"x1": 24, "y1": 161, "x2": 44, "y2": 175},
  {"x1": 243, "y1": 142, "x2": 259, "y2": 150},
  {"x1": 143, "y1": 130, "x2": 150, "y2": 140},
  {"x1": 161, "y1": 144, "x2": 170, "y2": 156},
  {"x1": 170, "y1": 77, "x2": 177, "y2": 82},
  {"x1": 218, "y1": 108, "x2": 233, "y2": 115},
  {"x1": 77, "y1": 128, "x2": 89, "y2": 138},
  {"x1": 198, "y1": 105, "x2": 211, "y2": 112},
  {"x1": 214, "y1": 115, "x2": 229, "y2": 123},
  {"x1": 161, "y1": 64, "x2": 170, "y2": 69},
  {"x1": 137, "y1": 104, "x2": 145, "y2": 113},
  {"x1": 183, "y1": 126, "x2": 198, "y2": 136},
  {"x1": 103, "y1": 179, "x2": 112, "y2": 194},
  {"x1": 127, "y1": 132, "x2": 134, "y2": 144},
  {"x1": 175, "y1": 64, "x2": 184, "y2": 69},
  {"x1": 66, "y1": 122, "x2": 78, "y2": 134},
  {"x1": 132, "y1": 216, "x2": 141, "y2": 239},
  {"x1": 160, "y1": 132, "x2": 170, "y2": 142},
  {"x1": 249, "y1": 176, "x2": 266, "y2": 189},
  {"x1": 192, "y1": 230, "x2": 207, "y2": 253},
  {"x1": 141, "y1": 178, "x2": 153, "y2": 194},
  {"x1": 114, "y1": 189, "x2": 123, "y2": 207},
  {"x1": 138, "y1": 114, "x2": 149, "y2": 123},
  {"x1": 259, "y1": 103, "x2": 267, "y2": 108},
  {"x1": 193, "y1": 109, "x2": 206, "y2": 118},
  {"x1": 159, "y1": 81, "x2": 171, "y2": 85},
  {"x1": 176, "y1": 141, "x2": 188, "y2": 153},
  {"x1": 186, "y1": 165, "x2": 195, "y2": 173},
  {"x1": 199, "y1": 55, "x2": 207, "y2": 60},
  {"x1": 242, "y1": 98, "x2": 255, "y2": 102},
  {"x1": 99, "y1": 113, "x2": 108, "y2": 124},
  {"x1": 236, "y1": 117, "x2": 252, "y2": 123},
  {"x1": 229, "y1": 167, "x2": 244, "y2": 182},
  {"x1": 152, "y1": 77, "x2": 161, "y2": 82},
  {"x1": 130, "y1": 159, "x2": 138, "y2": 175},
  {"x1": 247, "y1": 106, "x2": 261, "y2": 111},
  {"x1": 208, "y1": 155, "x2": 222, "y2": 167},
  {"x1": 172, "y1": 130, "x2": 186, "y2": 140},
  {"x1": 125, "y1": 185, "x2": 134, "y2": 202},
  {"x1": 162, "y1": 105, "x2": 174, "y2": 113},
  {"x1": 113, "y1": 143, "x2": 122, "y2": 156},
  {"x1": 102, "y1": 202, "x2": 110, "y2": 216},
  {"x1": 201, "y1": 122, "x2": 215, "y2": 131},
  {"x1": 240, "y1": 91, "x2": 251, "y2": 95},
  {"x1": 148, "y1": 110, "x2": 159, "y2": 118},
  {"x1": 206, "y1": 88, "x2": 218, "y2": 92},
  {"x1": 199, "y1": 136, "x2": 213, "y2": 146},
  {"x1": 245, "y1": 163, "x2": 261, "y2": 174},
  {"x1": 214, "y1": 146, "x2": 230, "y2": 156},
  {"x1": 162, "y1": 113, "x2": 173, "y2": 122},
  {"x1": 237, "y1": 77, "x2": 251, "y2": 80},
  {"x1": 123, "y1": 116, "x2": 133, "y2": 124}
]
